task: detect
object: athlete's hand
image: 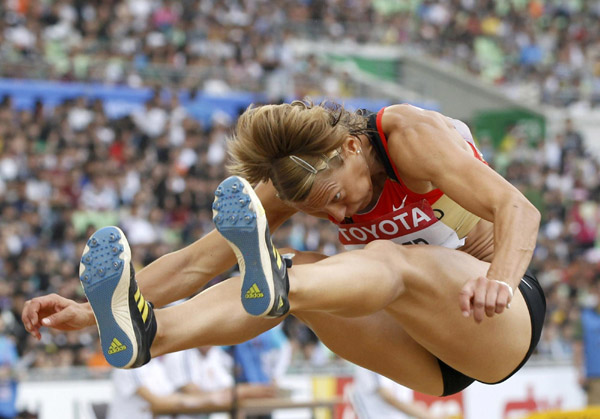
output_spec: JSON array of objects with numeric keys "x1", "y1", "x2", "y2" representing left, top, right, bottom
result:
[
  {"x1": 459, "y1": 276, "x2": 514, "y2": 323},
  {"x1": 22, "y1": 294, "x2": 95, "y2": 339}
]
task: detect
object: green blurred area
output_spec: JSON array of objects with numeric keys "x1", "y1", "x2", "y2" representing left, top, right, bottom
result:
[
  {"x1": 473, "y1": 108, "x2": 546, "y2": 149},
  {"x1": 325, "y1": 54, "x2": 398, "y2": 82}
]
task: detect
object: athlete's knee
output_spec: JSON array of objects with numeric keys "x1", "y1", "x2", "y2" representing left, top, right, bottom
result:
[
  {"x1": 364, "y1": 240, "x2": 407, "y2": 269},
  {"x1": 361, "y1": 240, "x2": 408, "y2": 285},
  {"x1": 364, "y1": 239, "x2": 402, "y2": 257}
]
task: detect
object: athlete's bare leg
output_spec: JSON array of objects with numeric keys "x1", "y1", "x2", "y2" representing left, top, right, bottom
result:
[
  {"x1": 286, "y1": 240, "x2": 532, "y2": 383},
  {"x1": 150, "y1": 249, "x2": 328, "y2": 353},
  {"x1": 295, "y1": 311, "x2": 444, "y2": 395},
  {"x1": 137, "y1": 181, "x2": 297, "y2": 307},
  {"x1": 152, "y1": 277, "x2": 283, "y2": 353},
  {"x1": 151, "y1": 276, "x2": 444, "y2": 395},
  {"x1": 151, "y1": 241, "x2": 531, "y2": 394}
]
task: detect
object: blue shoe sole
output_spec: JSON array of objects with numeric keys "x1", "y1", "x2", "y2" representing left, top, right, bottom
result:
[
  {"x1": 213, "y1": 176, "x2": 274, "y2": 316},
  {"x1": 79, "y1": 226, "x2": 136, "y2": 368}
]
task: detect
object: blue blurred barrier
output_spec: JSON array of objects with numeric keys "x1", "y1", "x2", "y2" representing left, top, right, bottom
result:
[{"x1": 0, "y1": 79, "x2": 397, "y2": 126}]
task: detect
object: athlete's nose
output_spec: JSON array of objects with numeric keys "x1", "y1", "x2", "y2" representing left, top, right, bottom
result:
[{"x1": 327, "y1": 204, "x2": 346, "y2": 223}]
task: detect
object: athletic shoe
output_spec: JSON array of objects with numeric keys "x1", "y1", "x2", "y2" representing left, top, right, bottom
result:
[
  {"x1": 79, "y1": 226, "x2": 156, "y2": 368},
  {"x1": 212, "y1": 176, "x2": 292, "y2": 318}
]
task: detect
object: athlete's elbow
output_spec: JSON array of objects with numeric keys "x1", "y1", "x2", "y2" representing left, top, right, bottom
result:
[
  {"x1": 530, "y1": 204, "x2": 541, "y2": 227},
  {"x1": 521, "y1": 199, "x2": 541, "y2": 227},
  {"x1": 511, "y1": 196, "x2": 541, "y2": 232}
]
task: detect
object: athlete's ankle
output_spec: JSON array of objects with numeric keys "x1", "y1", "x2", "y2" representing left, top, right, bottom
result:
[
  {"x1": 285, "y1": 269, "x2": 302, "y2": 312},
  {"x1": 148, "y1": 310, "x2": 165, "y2": 358}
]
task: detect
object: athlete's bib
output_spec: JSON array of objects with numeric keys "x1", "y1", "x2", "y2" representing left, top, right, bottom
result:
[{"x1": 339, "y1": 198, "x2": 465, "y2": 250}]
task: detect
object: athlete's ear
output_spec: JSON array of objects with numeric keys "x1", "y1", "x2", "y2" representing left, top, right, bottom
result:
[{"x1": 343, "y1": 137, "x2": 361, "y2": 155}]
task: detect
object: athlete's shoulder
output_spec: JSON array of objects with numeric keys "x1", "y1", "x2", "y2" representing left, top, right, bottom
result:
[
  {"x1": 381, "y1": 104, "x2": 446, "y2": 134},
  {"x1": 383, "y1": 105, "x2": 456, "y2": 180}
]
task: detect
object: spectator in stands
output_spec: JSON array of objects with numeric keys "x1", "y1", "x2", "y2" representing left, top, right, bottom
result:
[
  {"x1": 536, "y1": 322, "x2": 573, "y2": 362},
  {"x1": 283, "y1": 316, "x2": 332, "y2": 366},
  {"x1": 162, "y1": 346, "x2": 235, "y2": 397},
  {"x1": 229, "y1": 326, "x2": 291, "y2": 386},
  {"x1": 573, "y1": 280, "x2": 600, "y2": 406},
  {"x1": 0, "y1": 317, "x2": 19, "y2": 419},
  {"x1": 351, "y1": 367, "x2": 449, "y2": 419},
  {"x1": 131, "y1": 96, "x2": 168, "y2": 141},
  {"x1": 106, "y1": 356, "x2": 231, "y2": 419},
  {"x1": 227, "y1": 326, "x2": 291, "y2": 419},
  {"x1": 161, "y1": 345, "x2": 278, "y2": 418},
  {"x1": 562, "y1": 118, "x2": 586, "y2": 160}
]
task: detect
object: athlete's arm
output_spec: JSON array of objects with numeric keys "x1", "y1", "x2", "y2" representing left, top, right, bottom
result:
[{"x1": 383, "y1": 105, "x2": 540, "y2": 322}]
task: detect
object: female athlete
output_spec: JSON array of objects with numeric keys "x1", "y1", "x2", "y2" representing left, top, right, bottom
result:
[{"x1": 23, "y1": 101, "x2": 545, "y2": 396}]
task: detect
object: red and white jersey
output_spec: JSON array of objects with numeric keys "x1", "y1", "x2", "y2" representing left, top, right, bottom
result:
[{"x1": 332, "y1": 107, "x2": 486, "y2": 250}]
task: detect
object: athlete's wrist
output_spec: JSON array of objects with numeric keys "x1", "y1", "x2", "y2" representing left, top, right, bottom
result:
[
  {"x1": 492, "y1": 280, "x2": 514, "y2": 297},
  {"x1": 83, "y1": 302, "x2": 96, "y2": 326},
  {"x1": 491, "y1": 280, "x2": 514, "y2": 309}
]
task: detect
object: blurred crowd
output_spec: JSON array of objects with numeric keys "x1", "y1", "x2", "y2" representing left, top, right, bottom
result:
[
  {"x1": 0, "y1": 0, "x2": 597, "y2": 395},
  {"x1": 1, "y1": 0, "x2": 600, "y2": 106},
  {"x1": 402, "y1": 0, "x2": 600, "y2": 107}
]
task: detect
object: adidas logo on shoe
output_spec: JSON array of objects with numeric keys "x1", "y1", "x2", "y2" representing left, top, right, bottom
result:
[
  {"x1": 108, "y1": 338, "x2": 127, "y2": 355},
  {"x1": 245, "y1": 283, "x2": 264, "y2": 299}
]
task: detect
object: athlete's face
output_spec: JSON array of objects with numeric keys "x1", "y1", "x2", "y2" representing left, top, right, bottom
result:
[{"x1": 293, "y1": 139, "x2": 373, "y2": 222}]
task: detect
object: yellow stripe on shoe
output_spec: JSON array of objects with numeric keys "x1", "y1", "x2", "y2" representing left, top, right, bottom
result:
[
  {"x1": 274, "y1": 247, "x2": 282, "y2": 270},
  {"x1": 137, "y1": 294, "x2": 145, "y2": 313},
  {"x1": 141, "y1": 302, "x2": 149, "y2": 323}
]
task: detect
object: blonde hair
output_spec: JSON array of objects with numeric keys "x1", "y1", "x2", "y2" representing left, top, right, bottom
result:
[{"x1": 227, "y1": 100, "x2": 369, "y2": 201}]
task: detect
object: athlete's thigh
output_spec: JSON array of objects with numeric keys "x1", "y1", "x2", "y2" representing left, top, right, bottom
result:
[
  {"x1": 385, "y1": 244, "x2": 532, "y2": 383},
  {"x1": 295, "y1": 310, "x2": 444, "y2": 395}
]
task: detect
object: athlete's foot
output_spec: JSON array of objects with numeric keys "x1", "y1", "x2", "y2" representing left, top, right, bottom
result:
[
  {"x1": 213, "y1": 176, "x2": 292, "y2": 318},
  {"x1": 79, "y1": 226, "x2": 156, "y2": 368}
]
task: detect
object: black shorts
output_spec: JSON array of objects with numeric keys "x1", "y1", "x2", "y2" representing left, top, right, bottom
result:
[{"x1": 438, "y1": 270, "x2": 547, "y2": 396}]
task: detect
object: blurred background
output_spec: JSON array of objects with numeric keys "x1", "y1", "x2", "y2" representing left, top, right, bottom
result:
[{"x1": 1, "y1": 0, "x2": 600, "y2": 418}]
